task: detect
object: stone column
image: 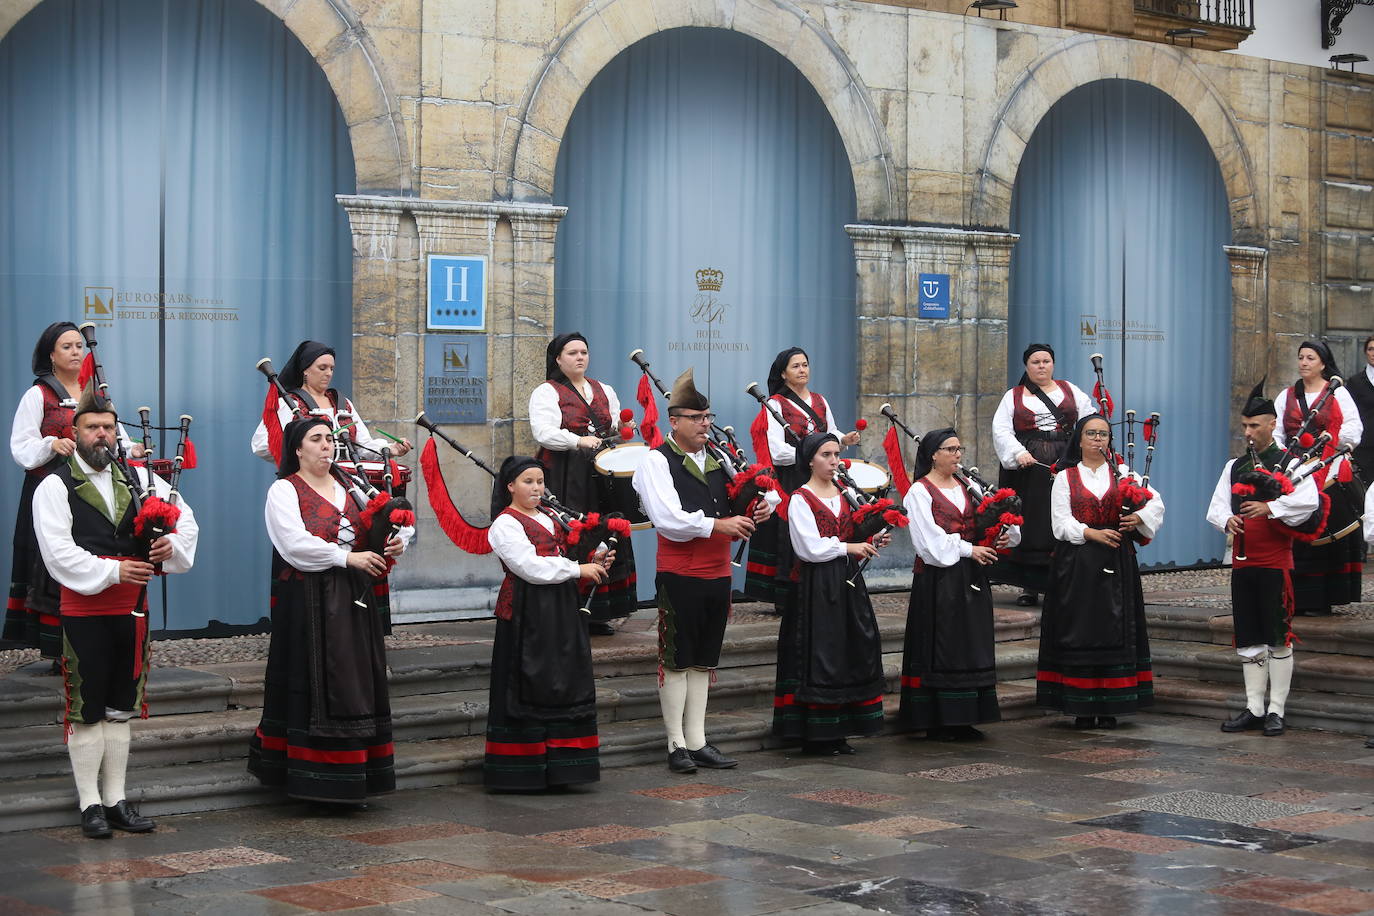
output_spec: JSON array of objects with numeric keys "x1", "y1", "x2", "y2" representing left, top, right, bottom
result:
[
  {"x1": 336, "y1": 195, "x2": 406, "y2": 427},
  {"x1": 846, "y1": 225, "x2": 904, "y2": 463},
  {"x1": 969, "y1": 231, "x2": 1020, "y2": 471},
  {"x1": 507, "y1": 205, "x2": 568, "y2": 457},
  {"x1": 1225, "y1": 244, "x2": 1269, "y2": 411}
]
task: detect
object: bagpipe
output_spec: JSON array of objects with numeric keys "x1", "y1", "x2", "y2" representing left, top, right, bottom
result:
[
  {"x1": 1274, "y1": 376, "x2": 1343, "y2": 476},
  {"x1": 1087, "y1": 355, "x2": 1160, "y2": 573},
  {"x1": 1272, "y1": 376, "x2": 1364, "y2": 546},
  {"x1": 629, "y1": 349, "x2": 779, "y2": 568},
  {"x1": 415, "y1": 412, "x2": 627, "y2": 614}
]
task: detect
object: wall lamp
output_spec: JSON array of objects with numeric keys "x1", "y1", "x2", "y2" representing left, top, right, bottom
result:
[
  {"x1": 1166, "y1": 27, "x2": 1208, "y2": 47},
  {"x1": 1329, "y1": 53, "x2": 1368, "y2": 72},
  {"x1": 968, "y1": 1, "x2": 1018, "y2": 19}
]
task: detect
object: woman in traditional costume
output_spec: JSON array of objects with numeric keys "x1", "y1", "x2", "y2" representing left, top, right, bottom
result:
[
  {"x1": 484, "y1": 455, "x2": 608, "y2": 790},
  {"x1": 248, "y1": 418, "x2": 409, "y2": 806},
  {"x1": 528, "y1": 332, "x2": 636, "y2": 634},
  {"x1": 772, "y1": 433, "x2": 886, "y2": 756},
  {"x1": 1035, "y1": 415, "x2": 1163, "y2": 729},
  {"x1": 991, "y1": 344, "x2": 1096, "y2": 606},
  {"x1": 745, "y1": 347, "x2": 860, "y2": 609},
  {"x1": 900, "y1": 428, "x2": 1018, "y2": 740},
  {"x1": 1272, "y1": 340, "x2": 1363, "y2": 616}
]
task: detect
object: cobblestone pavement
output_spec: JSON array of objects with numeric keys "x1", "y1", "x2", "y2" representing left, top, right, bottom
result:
[{"x1": 5, "y1": 714, "x2": 1373, "y2": 915}]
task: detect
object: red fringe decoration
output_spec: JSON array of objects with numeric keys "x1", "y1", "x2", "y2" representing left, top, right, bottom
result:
[
  {"x1": 78, "y1": 352, "x2": 95, "y2": 389},
  {"x1": 1289, "y1": 491, "x2": 1332, "y2": 544},
  {"x1": 389, "y1": 508, "x2": 415, "y2": 528},
  {"x1": 418, "y1": 437, "x2": 492, "y2": 554},
  {"x1": 1231, "y1": 483, "x2": 1256, "y2": 497},
  {"x1": 883, "y1": 426, "x2": 911, "y2": 497},
  {"x1": 637, "y1": 375, "x2": 664, "y2": 448},
  {"x1": 1119, "y1": 481, "x2": 1153, "y2": 508},
  {"x1": 133, "y1": 496, "x2": 181, "y2": 538},
  {"x1": 359, "y1": 492, "x2": 393, "y2": 534},
  {"x1": 750, "y1": 407, "x2": 771, "y2": 469},
  {"x1": 181, "y1": 437, "x2": 197, "y2": 470},
  {"x1": 262, "y1": 385, "x2": 283, "y2": 464},
  {"x1": 977, "y1": 512, "x2": 1025, "y2": 549},
  {"x1": 1092, "y1": 381, "x2": 1114, "y2": 418}
]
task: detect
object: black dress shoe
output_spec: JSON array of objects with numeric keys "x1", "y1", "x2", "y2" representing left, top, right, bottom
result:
[
  {"x1": 1015, "y1": 593, "x2": 1039, "y2": 607},
  {"x1": 1263, "y1": 713, "x2": 1285, "y2": 737},
  {"x1": 1073, "y1": 717, "x2": 1096, "y2": 729},
  {"x1": 945, "y1": 725, "x2": 986, "y2": 741},
  {"x1": 104, "y1": 799, "x2": 155, "y2": 833},
  {"x1": 687, "y1": 744, "x2": 738, "y2": 769},
  {"x1": 668, "y1": 748, "x2": 698, "y2": 774},
  {"x1": 588, "y1": 622, "x2": 616, "y2": 636},
  {"x1": 81, "y1": 804, "x2": 112, "y2": 839},
  {"x1": 1365, "y1": 736, "x2": 1374, "y2": 749},
  {"x1": 1221, "y1": 709, "x2": 1264, "y2": 733},
  {"x1": 802, "y1": 741, "x2": 840, "y2": 756},
  {"x1": 1096, "y1": 717, "x2": 1118, "y2": 730},
  {"x1": 834, "y1": 740, "x2": 858, "y2": 755}
]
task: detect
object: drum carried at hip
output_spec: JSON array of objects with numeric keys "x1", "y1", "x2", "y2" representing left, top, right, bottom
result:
[{"x1": 593, "y1": 443, "x2": 652, "y2": 529}]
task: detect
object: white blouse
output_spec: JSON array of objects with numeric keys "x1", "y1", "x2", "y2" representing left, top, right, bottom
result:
[
  {"x1": 786, "y1": 487, "x2": 848, "y2": 563},
  {"x1": 904, "y1": 481, "x2": 972, "y2": 568},
  {"x1": 991, "y1": 382, "x2": 1097, "y2": 470},
  {"x1": 10, "y1": 385, "x2": 134, "y2": 471},
  {"x1": 528, "y1": 380, "x2": 623, "y2": 452},
  {"x1": 766, "y1": 393, "x2": 839, "y2": 467},
  {"x1": 1272, "y1": 385, "x2": 1362, "y2": 451},
  {"x1": 487, "y1": 510, "x2": 581, "y2": 585},
  {"x1": 631, "y1": 446, "x2": 717, "y2": 542},
  {"x1": 251, "y1": 395, "x2": 387, "y2": 463},
  {"x1": 1050, "y1": 462, "x2": 1164, "y2": 545},
  {"x1": 264, "y1": 478, "x2": 414, "y2": 572}
]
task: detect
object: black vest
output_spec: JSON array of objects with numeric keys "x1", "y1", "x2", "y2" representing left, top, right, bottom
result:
[
  {"x1": 52, "y1": 461, "x2": 140, "y2": 558},
  {"x1": 1346, "y1": 371, "x2": 1374, "y2": 450},
  {"x1": 1229, "y1": 441, "x2": 1281, "y2": 515},
  {"x1": 657, "y1": 442, "x2": 729, "y2": 518}
]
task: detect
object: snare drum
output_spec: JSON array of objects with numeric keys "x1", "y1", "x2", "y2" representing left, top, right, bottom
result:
[
  {"x1": 843, "y1": 459, "x2": 891, "y2": 494},
  {"x1": 593, "y1": 443, "x2": 652, "y2": 530},
  {"x1": 141, "y1": 458, "x2": 175, "y2": 482},
  {"x1": 338, "y1": 460, "x2": 414, "y2": 495}
]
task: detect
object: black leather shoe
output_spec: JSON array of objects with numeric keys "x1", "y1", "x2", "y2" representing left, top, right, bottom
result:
[
  {"x1": 104, "y1": 799, "x2": 155, "y2": 833},
  {"x1": 1365, "y1": 735, "x2": 1374, "y2": 749},
  {"x1": 802, "y1": 741, "x2": 839, "y2": 756},
  {"x1": 1015, "y1": 593, "x2": 1038, "y2": 607},
  {"x1": 1221, "y1": 709, "x2": 1264, "y2": 733},
  {"x1": 1073, "y1": 717, "x2": 1095, "y2": 729},
  {"x1": 834, "y1": 740, "x2": 858, "y2": 755},
  {"x1": 688, "y1": 744, "x2": 738, "y2": 769},
  {"x1": 1263, "y1": 713, "x2": 1285, "y2": 737},
  {"x1": 588, "y1": 622, "x2": 616, "y2": 636},
  {"x1": 81, "y1": 804, "x2": 112, "y2": 839},
  {"x1": 1096, "y1": 717, "x2": 1118, "y2": 730},
  {"x1": 668, "y1": 747, "x2": 698, "y2": 774}
]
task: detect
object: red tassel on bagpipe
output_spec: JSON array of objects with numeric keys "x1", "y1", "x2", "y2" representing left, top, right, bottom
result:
[
  {"x1": 78, "y1": 352, "x2": 95, "y2": 389},
  {"x1": 883, "y1": 425, "x2": 911, "y2": 497},
  {"x1": 133, "y1": 496, "x2": 181, "y2": 539},
  {"x1": 1118, "y1": 481, "x2": 1153, "y2": 508},
  {"x1": 972, "y1": 488, "x2": 1023, "y2": 550},
  {"x1": 1092, "y1": 381, "x2": 1114, "y2": 419},
  {"x1": 749, "y1": 407, "x2": 771, "y2": 470},
  {"x1": 637, "y1": 375, "x2": 664, "y2": 448},
  {"x1": 390, "y1": 508, "x2": 416, "y2": 528},
  {"x1": 1231, "y1": 483, "x2": 1256, "y2": 498},
  {"x1": 262, "y1": 385, "x2": 283, "y2": 464},
  {"x1": 1338, "y1": 458, "x2": 1354, "y2": 483},
  {"x1": 181, "y1": 437, "x2": 198, "y2": 470},
  {"x1": 418, "y1": 437, "x2": 492, "y2": 554}
]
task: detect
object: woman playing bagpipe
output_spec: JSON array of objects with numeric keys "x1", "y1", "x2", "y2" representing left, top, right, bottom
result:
[
  {"x1": 251, "y1": 340, "x2": 412, "y2": 464},
  {"x1": 1035, "y1": 415, "x2": 1164, "y2": 729},
  {"x1": 991, "y1": 344, "x2": 1097, "y2": 607},
  {"x1": 1272, "y1": 340, "x2": 1363, "y2": 617},
  {"x1": 248, "y1": 418, "x2": 412, "y2": 807},
  {"x1": 528, "y1": 332, "x2": 637, "y2": 634},
  {"x1": 484, "y1": 456, "x2": 611, "y2": 791},
  {"x1": 772, "y1": 433, "x2": 888, "y2": 756},
  {"x1": 899, "y1": 428, "x2": 1021, "y2": 740},
  {"x1": 745, "y1": 347, "x2": 861, "y2": 610}
]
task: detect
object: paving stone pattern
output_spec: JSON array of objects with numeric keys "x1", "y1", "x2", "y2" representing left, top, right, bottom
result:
[{"x1": 7, "y1": 714, "x2": 1374, "y2": 915}]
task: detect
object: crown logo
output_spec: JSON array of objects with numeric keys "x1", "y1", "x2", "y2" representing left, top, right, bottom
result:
[{"x1": 695, "y1": 268, "x2": 723, "y2": 292}]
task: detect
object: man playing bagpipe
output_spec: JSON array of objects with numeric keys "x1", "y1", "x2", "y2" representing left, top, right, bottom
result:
[
  {"x1": 1206, "y1": 380, "x2": 1319, "y2": 738},
  {"x1": 32, "y1": 384, "x2": 199, "y2": 838}
]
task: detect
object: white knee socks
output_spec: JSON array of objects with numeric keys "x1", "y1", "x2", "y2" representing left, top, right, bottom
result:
[
  {"x1": 67, "y1": 722, "x2": 105, "y2": 811},
  {"x1": 660, "y1": 669, "x2": 689, "y2": 752},
  {"x1": 1266, "y1": 650, "x2": 1294, "y2": 717},
  {"x1": 1240, "y1": 656, "x2": 1267, "y2": 717},
  {"x1": 683, "y1": 668, "x2": 711, "y2": 751},
  {"x1": 100, "y1": 719, "x2": 132, "y2": 807}
]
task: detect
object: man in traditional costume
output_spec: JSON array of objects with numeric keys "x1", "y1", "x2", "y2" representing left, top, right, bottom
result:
[
  {"x1": 33, "y1": 387, "x2": 198, "y2": 838},
  {"x1": 1207, "y1": 380, "x2": 1319, "y2": 737},
  {"x1": 632, "y1": 369, "x2": 772, "y2": 773}
]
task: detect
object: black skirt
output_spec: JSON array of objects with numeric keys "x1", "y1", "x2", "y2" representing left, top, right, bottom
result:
[
  {"x1": 745, "y1": 461, "x2": 807, "y2": 605},
  {"x1": 772, "y1": 553, "x2": 885, "y2": 742},
  {"x1": 993, "y1": 438, "x2": 1065, "y2": 593},
  {"x1": 542, "y1": 447, "x2": 638, "y2": 622},
  {"x1": 4, "y1": 470, "x2": 62, "y2": 657}
]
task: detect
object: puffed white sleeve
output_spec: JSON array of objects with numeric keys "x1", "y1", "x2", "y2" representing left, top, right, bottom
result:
[
  {"x1": 1335, "y1": 387, "x2": 1362, "y2": 448},
  {"x1": 11, "y1": 387, "x2": 57, "y2": 470},
  {"x1": 265, "y1": 479, "x2": 350, "y2": 571},
  {"x1": 788, "y1": 493, "x2": 846, "y2": 563},
  {"x1": 1273, "y1": 473, "x2": 1318, "y2": 527},
  {"x1": 821, "y1": 396, "x2": 840, "y2": 436},
  {"x1": 342, "y1": 398, "x2": 390, "y2": 457},
  {"x1": 1132, "y1": 483, "x2": 1165, "y2": 541},
  {"x1": 1272, "y1": 390, "x2": 1291, "y2": 449},
  {"x1": 1365, "y1": 485, "x2": 1374, "y2": 544},
  {"x1": 487, "y1": 514, "x2": 580, "y2": 584},
  {"x1": 604, "y1": 383, "x2": 623, "y2": 431},
  {"x1": 529, "y1": 383, "x2": 581, "y2": 451},
  {"x1": 766, "y1": 402, "x2": 796, "y2": 467},
  {"x1": 632, "y1": 450, "x2": 715, "y2": 541},
  {"x1": 992, "y1": 390, "x2": 1027, "y2": 470},
  {"x1": 139, "y1": 468, "x2": 199, "y2": 573},
  {"x1": 1206, "y1": 461, "x2": 1235, "y2": 532},
  {"x1": 32, "y1": 474, "x2": 121, "y2": 595},
  {"x1": 1069, "y1": 382, "x2": 1097, "y2": 418},
  {"x1": 1050, "y1": 471, "x2": 1087, "y2": 544},
  {"x1": 251, "y1": 400, "x2": 295, "y2": 462},
  {"x1": 903, "y1": 483, "x2": 972, "y2": 567}
]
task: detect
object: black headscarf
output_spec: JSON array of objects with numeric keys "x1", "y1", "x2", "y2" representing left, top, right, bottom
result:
[
  {"x1": 1298, "y1": 340, "x2": 1340, "y2": 381},
  {"x1": 766, "y1": 347, "x2": 808, "y2": 396},
  {"x1": 1242, "y1": 376, "x2": 1275, "y2": 418},
  {"x1": 279, "y1": 340, "x2": 336, "y2": 390},
  {"x1": 31, "y1": 321, "x2": 80, "y2": 377},
  {"x1": 913, "y1": 427, "x2": 957, "y2": 480},
  {"x1": 1059, "y1": 415, "x2": 1114, "y2": 469},
  {"x1": 797, "y1": 432, "x2": 838, "y2": 475},
  {"x1": 490, "y1": 455, "x2": 545, "y2": 520},
  {"x1": 277, "y1": 417, "x2": 331, "y2": 479},
  {"x1": 1016, "y1": 342, "x2": 1055, "y2": 387},
  {"x1": 545, "y1": 332, "x2": 588, "y2": 384}
]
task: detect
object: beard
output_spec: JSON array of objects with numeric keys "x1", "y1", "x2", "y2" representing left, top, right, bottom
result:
[{"x1": 76, "y1": 440, "x2": 112, "y2": 470}]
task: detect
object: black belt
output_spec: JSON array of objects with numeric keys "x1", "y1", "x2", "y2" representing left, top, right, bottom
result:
[{"x1": 1018, "y1": 430, "x2": 1070, "y2": 443}]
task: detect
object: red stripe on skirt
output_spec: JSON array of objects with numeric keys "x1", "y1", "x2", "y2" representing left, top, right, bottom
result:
[
  {"x1": 746, "y1": 562, "x2": 776, "y2": 576},
  {"x1": 485, "y1": 741, "x2": 546, "y2": 756},
  {"x1": 1036, "y1": 671, "x2": 1148, "y2": 689},
  {"x1": 901, "y1": 675, "x2": 923, "y2": 688},
  {"x1": 546, "y1": 735, "x2": 600, "y2": 749}
]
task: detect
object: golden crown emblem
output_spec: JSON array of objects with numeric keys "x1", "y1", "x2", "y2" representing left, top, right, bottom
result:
[{"x1": 695, "y1": 268, "x2": 724, "y2": 292}]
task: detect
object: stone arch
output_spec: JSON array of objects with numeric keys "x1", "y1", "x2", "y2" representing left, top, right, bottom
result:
[
  {"x1": 505, "y1": 0, "x2": 896, "y2": 221},
  {"x1": 972, "y1": 35, "x2": 1259, "y2": 244},
  {"x1": 0, "y1": 0, "x2": 411, "y2": 193}
]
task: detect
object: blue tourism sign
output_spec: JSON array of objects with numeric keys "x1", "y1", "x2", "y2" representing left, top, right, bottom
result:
[
  {"x1": 427, "y1": 254, "x2": 487, "y2": 331},
  {"x1": 917, "y1": 273, "x2": 950, "y2": 319}
]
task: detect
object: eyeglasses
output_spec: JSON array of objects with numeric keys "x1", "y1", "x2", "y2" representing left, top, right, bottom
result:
[
  {"x1": 1083, "y1": 430, "x2": 1111, "y2": 440},
  {"x1": 937, "y1": 445, "x2": 965, "y2": 454},
  {"x1": 673, "y1": 412, "x2": 716, "y2": 424}
]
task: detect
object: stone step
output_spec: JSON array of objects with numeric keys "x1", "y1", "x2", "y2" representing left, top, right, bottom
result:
[
  {"x1": 0, "y1": 683, "x2": 1043, "y2": 834},
  {"x1": 1144, "y1": 604, "x2": 1374, "y2": 659},
  {"x1": 1151, "y1": 640, "x2": 1374, "y2": 699},
  {"x1": 1152, "y1": 678, "x2": 1374, "y2": 735}
]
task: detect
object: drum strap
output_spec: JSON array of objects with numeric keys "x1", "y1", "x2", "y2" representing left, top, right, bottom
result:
[
  {"x1": 1027, "y1": 384, "x2": 1071, "y2": 431},
  {"x1": 779, "y1": 390, "x2": 826, "y2": 431}
]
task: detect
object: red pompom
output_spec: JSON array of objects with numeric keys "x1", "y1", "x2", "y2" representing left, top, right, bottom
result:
[
  {"x1": 1299, "y1": 432, "x2": 1315, "y2": 449},
  {"x1": 608, "y1": 517, "x2": 633, "y2": 538},
  {"x1": 1231, "y1": 483, "x2": 1256, "y2": 497},
  {"x1": 619, "y1": 408, "x2": 634, "y2": 422},
  {"x1": 841, "y1": 458, "x2": 852, "y2": 468},
  {"x1": 389, "y1": 508, "x2": 416, "y2": 527},
  {"x1": 855, "y1": 418, "x2": 868, "y2": 431},
  {"x1": 133, "y1": 495, "x2": 181, "y2": 539},
  {"x1": 620, "y1": 426, "x2": 634, "y2": 440}
]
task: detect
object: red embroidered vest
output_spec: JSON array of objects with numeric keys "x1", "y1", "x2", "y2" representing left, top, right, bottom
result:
[
  {"x1": 494, "y1": 507, "x2": 567, "y2": 620},
  {"x1": 794, "y1": 487, "x2": 854, "y2": 542},
  {"x1": 550, "y1": 379, "x2": 610, "y2": 435},
  {"x1": 287, "y1": 474, "x2": 362, "y2": 543},
  {"x1": 29, "y1": 382, "x2": 75, "y2": 476},
  {"x1": 771, "y1": 392, "x2": 828, "y2": 440},
  {"x1": 920, "y1": 478, "x2": 974, "y2": 540},
  {"x1": 1065, "y1": 466, "x2": 1121, "y2": 529},
  {"x1": 1011, "y1": 380, "x2": 1078, "y2": 433}
]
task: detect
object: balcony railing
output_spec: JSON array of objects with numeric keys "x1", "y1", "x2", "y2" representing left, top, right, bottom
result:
[{"x1": 1135, "y1": 0, "x2": 1256, "y2": 30}]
